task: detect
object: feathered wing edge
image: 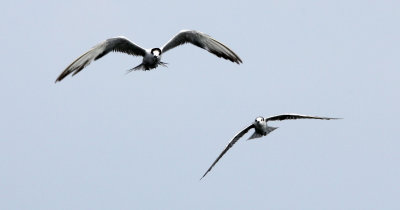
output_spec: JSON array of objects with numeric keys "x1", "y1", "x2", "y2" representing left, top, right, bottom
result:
[
  {"x1": 55, "y1": 37, "x2": 146, "y2": 82},
  {"x1": 55, "y1": 48, "x2": 99, "y2": 82},
  {"x1": 161, "y1": 30, "x2": 242, "y2": 64},
  {"x1": 200, "y1": 124, "x2": 254, "y2": 180},
  {"x1": 265, "y1": 113, "x2": 341, "y2": 122}
]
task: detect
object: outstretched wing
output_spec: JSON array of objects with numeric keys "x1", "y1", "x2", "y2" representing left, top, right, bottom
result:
[
  {"x1": 56, "y1": 37, "x2": 146, "y2": 82},
  {"x1": 161, "y1": 30, "x2": 242, "y2": 64},
  {"x1": 200, "y1": 124, "x2": 254, "y2": 180},
  {"x1": 265, "y1": 113, "x2": 341, "y2": 121}
]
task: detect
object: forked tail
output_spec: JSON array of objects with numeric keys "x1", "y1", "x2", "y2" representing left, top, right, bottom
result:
[
  {"x1": 126, "y1": 62, "x2": 168, "y2": 74},
  {"x1": 126, "y1": 64, "x2": 145, "y2": 73},
  {"x1": 247, "y1": 127, "x2": 278, "y2": 140}
]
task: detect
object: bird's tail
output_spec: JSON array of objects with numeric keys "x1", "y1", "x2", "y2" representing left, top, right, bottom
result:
[
  {"x1": 247, "y1": 127, "x2": 278, "y2": 140},
  {"x1": 126, "y1": 63, "x2": 145, "y2": 73}
]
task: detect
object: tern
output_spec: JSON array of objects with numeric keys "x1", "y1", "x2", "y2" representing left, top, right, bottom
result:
[
  {"x1": 200, "y1": 114, "x2": 341, "y2": 180},
  {"x1": 55, "y1": 30, "x2": 242, "y2": 82}
]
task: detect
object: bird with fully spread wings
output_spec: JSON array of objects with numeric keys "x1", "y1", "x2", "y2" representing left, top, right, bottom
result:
[
  {"x1": 200, "y1": 114, "x2": 341, "y2": 180},
  {"x1": 55, "y1": 30, "x2": 242, "y2": 82}
]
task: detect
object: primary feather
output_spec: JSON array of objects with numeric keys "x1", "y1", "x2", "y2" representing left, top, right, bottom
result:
[
  {"x1": 162, "y1": 30, "x2": 242, "y2": 64},
  {"x1": 55, "y1": 37, "x2": 145, "y2": 82},
  {"x1": 200, "y1": 124, "x2": 254, "y2": 180},
  {"x1": 265, "y1": 113, "x2": 341, "y2": 121}
]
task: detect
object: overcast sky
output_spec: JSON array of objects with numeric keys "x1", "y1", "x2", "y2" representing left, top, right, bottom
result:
[{"x1": 1, "y1": 0, "x2": 399, "y2": 209}]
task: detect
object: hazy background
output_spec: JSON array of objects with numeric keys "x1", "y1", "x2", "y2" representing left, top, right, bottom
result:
[{"x1": 1, "y1": 0, "x2": 399, "y2": 209}]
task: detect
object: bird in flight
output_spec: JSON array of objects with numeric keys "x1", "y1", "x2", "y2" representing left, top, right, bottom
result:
[
  {"x1": 200, "y1": 114, "x2": 341, "y2": 180},
  {"x1": 55, "y1": 30, "x2": 242, "y2": 82}
]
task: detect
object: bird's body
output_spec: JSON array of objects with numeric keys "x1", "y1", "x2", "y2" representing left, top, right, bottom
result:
[
  {"x1": 200, "y1": 114, "x2": 341, "y2": 180},
  {"x1": 141, "y1": 49, "x2": 161, "y2": 70},
  {"x1": 248, "y1": 116, "x2": 274, "y2": 139},
  {"x1": 55, "y1": 30, "x2": 242, "y2": 82},
  {"x1": 130, "y1": 48, "x2": 166, "y2": 71}
]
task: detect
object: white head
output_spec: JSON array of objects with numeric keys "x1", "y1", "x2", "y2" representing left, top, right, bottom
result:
[
  {"x1": 151, "y1": 48, "x2": 161, "y2": 57},
  {"x1": 255, "y1": 117, "x2": 264, "y2": 124}
]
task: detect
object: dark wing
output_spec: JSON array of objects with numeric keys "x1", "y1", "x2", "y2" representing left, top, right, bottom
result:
[
  {"x1": 56, "y1": 37, "x2": 146, "y2": 82},
  {"x1": 200, "y1": 124, "x2": 254, "y2": 180},
  {"x1": 265, "y1": 113, "x2": 341, "y2": 121},
  {"x1": 161, "y1": 30, "x2": 242, "y2": 64}
]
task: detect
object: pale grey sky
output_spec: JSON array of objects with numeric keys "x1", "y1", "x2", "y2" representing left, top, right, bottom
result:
[{"x1": 1, "y1": 0, "x2": 399, "y2": 209}]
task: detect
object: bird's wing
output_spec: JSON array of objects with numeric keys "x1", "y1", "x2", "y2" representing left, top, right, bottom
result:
[
  {"x1": 265, "y1": 113, "x2": 341, "y2": 121},
  {"x1": 55, "y1": 37, "x2": 146, "y2": 82},
  {"x1": 200, "y1": 124, "x2": 254, "y2": 180},
  {"x1": 161, "y1": 30, "x2": 242, "y2": 64}
]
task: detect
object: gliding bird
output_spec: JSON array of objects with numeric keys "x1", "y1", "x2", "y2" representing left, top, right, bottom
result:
[
  {"x1": 200, "y1": 114, "x2": 341, "y2": 180},
  {"x1": 55, "y1": 30, "x2": 242, "y2": 82}
]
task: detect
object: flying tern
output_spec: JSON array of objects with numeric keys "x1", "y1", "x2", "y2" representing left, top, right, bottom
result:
[
  {"x1": 55, "y1": 30, "x2": 242, "y2": 82},
  {"x1": 200, "y1": 114, "x2": 341, "y2": 180}
]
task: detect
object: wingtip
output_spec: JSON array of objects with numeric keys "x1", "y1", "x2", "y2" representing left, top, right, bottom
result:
[
  {"x1": 322, "y1": 117, "x2": 342, "y2": 120},
  {"x1": 200, "y1": 174, "x2": 207, "y2": 181},
  {"x1": 233, "y1": 59, "x2": 243, "y2": 65},
  {"x1": 200, "y1": 169, "x2": 211, "y2": 180},
  {"x1": 331, "y1": 117, "x2": 343, "y2": 120},
  {"x1": 54, "y1": 76, "x2": 63, "y2": 83},
  {"x1": 54, "y1": 75, "x2": 66, "y2": 83}
]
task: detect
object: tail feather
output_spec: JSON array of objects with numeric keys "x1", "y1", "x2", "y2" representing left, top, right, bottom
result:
[
  {"x1": 247, "y1": 127, "x2": 278, "y2": 140},
  {"x1": 248, "y1": 132, "x2": 263, "y2": 140},
  {"x1": 126, "y1": 63, "x2": 145, "y2": 73}
]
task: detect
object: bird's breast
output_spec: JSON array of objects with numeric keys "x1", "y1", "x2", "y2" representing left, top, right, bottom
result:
[
  {"x1": 143, "y1": 53, "x2": 154, "y2": 63},
  {"x1": 254, "y1": 122, "x2": 268, "y2": 133}
]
